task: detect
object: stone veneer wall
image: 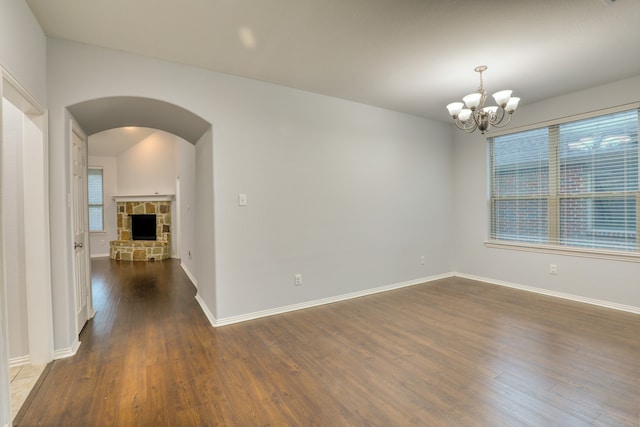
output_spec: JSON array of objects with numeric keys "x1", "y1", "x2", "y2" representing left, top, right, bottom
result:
[{"x1": 110, "y1": 201, "x2": 171, "y2": 261}]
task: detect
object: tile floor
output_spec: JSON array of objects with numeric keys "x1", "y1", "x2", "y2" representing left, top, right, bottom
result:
[{"x1": 9, "y1": 363, "x2": 45, "y2": 421}]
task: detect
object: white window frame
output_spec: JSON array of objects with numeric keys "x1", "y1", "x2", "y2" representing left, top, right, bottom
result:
[
  {"x1": 486, "y1": 102, "x2": 640, "y2": 263},
  {"x1": 88, "y1": 166, "x2": 105, "y2": 233}
]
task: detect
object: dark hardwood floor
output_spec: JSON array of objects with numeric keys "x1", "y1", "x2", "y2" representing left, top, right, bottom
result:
[{"x1": 15, "y1": 258, "x2": 640, "y2": 426}]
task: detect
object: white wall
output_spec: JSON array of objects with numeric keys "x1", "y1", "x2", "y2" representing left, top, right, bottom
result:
[
  {"x1": 177, "y1": 137, "x2": 196, "y2": 277},
  {"x1": 2, "y1": 99, "x2": 28, "y2": 360},
  {"x1": 117, "y1": 131, "x2": 177, "y2": 196},
  {"x1": 87, "y1": 156, "x2": 118, "y2": 257},
  {"x1": 453, "y1": 75, "x2": 640, "y2": 310},
  {"x1": 195, "y1": 129, "x2": 216, "y2": 314},
  {"x1": 46, "y1": 39, "x2": 453, "y2": 346}
]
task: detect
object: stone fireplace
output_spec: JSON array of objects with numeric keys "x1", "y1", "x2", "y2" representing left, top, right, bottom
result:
[{"x1": 110, "y1": 197, "x2": 173, "y2": 261}]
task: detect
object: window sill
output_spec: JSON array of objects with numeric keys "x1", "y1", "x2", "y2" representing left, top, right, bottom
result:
[
  {"x1": 90, "y1": 230, "x2": 107, "y2": 235},
  {"x1": 485, "y1": 240, "x2": 640, "y2": 263}
]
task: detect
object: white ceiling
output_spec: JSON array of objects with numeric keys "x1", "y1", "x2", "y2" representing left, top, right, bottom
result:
[{"x1": 27, "y1": 0, "x2": 640, "y2": 122}]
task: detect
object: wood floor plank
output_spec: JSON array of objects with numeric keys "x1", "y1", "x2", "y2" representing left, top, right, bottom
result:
[{"x1": 14, "y1": 258, "x2": 640, "y2": 426}]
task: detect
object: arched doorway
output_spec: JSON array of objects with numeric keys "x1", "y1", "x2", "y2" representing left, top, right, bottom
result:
[{"x1": 64, "y1": 96, "x2": 212, "y2": 342}]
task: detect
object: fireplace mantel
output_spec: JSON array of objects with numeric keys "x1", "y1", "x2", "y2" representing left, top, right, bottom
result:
[{"x1": 112, "y1": 194, "x2": 175, "y2": 202}]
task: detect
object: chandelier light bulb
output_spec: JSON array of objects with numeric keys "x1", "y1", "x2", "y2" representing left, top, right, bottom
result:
[{"x1": 445, "y1": 65, "x2": 520, "y2": 134}]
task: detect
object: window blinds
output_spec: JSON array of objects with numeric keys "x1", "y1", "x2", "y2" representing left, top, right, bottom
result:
[
  {"x1": 490, "y1": 127, "x2": 549, "y2": 244},
  {"x1": 88, "y1": 168, "x2": 104, "y2": 231},
  {"x1": 489, "y1": 108, "x2": 639, "y2": 252}
]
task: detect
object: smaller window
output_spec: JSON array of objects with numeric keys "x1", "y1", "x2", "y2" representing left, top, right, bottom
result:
[{"x1": 88, "y1": 168, "x2": 104, "y2": 232}]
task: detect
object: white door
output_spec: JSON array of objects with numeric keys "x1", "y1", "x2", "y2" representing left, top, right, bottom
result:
[{"x1": 71, "y1": 123, "x2": 91, "y2": 334}]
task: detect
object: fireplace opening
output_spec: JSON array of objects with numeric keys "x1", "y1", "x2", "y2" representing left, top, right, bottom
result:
[{"x1": 131, "y1": 214, "x2": 157, "y2": 240}]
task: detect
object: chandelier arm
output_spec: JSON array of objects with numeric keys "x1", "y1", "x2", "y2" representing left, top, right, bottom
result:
[
  {"x1": 453, "y1": 118, "x2": 477, "y2": 133},
  {"x1": 490, "y1": 112, "x2": 514, "y2": 129},
  {"x1": 489, "y1": 107, "x2": 506, "y2": 126},
  {"x1": 464, "y1": 124, "x2": 478, "y2": 133}
]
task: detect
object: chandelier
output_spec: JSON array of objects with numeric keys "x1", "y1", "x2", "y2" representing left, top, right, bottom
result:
[{"x1": 446, "y1": 65, "x2": 520, "y2": 134}]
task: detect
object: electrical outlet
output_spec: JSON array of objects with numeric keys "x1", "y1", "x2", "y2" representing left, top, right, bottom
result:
[
  {"x1": 549, "y1": 264, "x2": 558, "y2": 275},
  {"x1": 420, "y1": 255, "x2": 425, "y2": 265},
  {"x1": 294, "y1": 273, "x2": 302, "y2": 286}
]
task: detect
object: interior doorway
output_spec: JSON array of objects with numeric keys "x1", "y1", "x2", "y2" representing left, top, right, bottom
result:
[
  {"x1": 0, "y1": 66, "x2": 53, "y2": 425},
  {"x1": 57, "y1": 96, "x2": 212, "y2": 366},
  {"x1": 86, "y1": 127, "x2": 195, "y2": 263},
  {"x1": 66, "y1": 96, "x2": 209, "y2": 290}
]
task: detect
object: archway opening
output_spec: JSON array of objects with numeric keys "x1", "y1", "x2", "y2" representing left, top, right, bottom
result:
[
  {"x1": 67, "y1": 96, "x2": 210, "y2": 144},
  {"x1": 65, "y1": 96, "x2": 213, "y2": 339}
]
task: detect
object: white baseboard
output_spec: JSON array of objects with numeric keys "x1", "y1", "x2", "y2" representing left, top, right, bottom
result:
[
  {"x1": 53, "y1": 339, "x2": 81, "y2": 360},
  {"x1": 202, "y1": 273, "x2": 453, "y2": 328},
  {"x1": 194, "y1": 271, "x2": 640, "y2": 329},
  {"x1": 90, "y1": 253, "x2": 110, "y2": 258},
  {"x1": 9, "y1": 355, "x2": 30, "y2": 368},
  {"x1": 180, "y1": 263, "x2": 198, "y2": 289},
  {"x1": 195, "y1": 293, "x2": 216, "y2": 326},
  {"x1": 454, "y1": 272, "x2": 640, "y2": 315}
]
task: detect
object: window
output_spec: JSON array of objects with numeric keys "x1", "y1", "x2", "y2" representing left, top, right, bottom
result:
[
  {"x1": 88, "y1": 167, "x2": 104, "y2": 232},
  {"x1": 489, "y1": 106, "x2": 639, "y2": 253}
]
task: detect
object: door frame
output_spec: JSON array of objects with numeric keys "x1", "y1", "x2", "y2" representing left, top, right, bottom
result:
[{"x1": 0, "y1": 65, "x2": 53, "y2": 426}]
